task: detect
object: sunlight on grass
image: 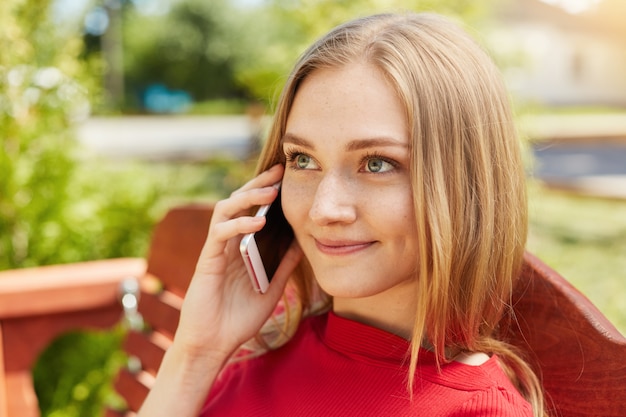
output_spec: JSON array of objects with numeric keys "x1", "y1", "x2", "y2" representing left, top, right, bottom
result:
[{"x1": 527, "y1": 181, "x2": 626, "y2": 335}]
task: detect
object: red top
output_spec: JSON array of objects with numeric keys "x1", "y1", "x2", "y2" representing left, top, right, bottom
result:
[{"x1": 201, "y1": 311, "x2": 532, "y2": 416}]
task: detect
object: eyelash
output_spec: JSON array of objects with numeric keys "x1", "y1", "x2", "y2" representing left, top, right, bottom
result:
[
  {"x1": 360, "y1": 152, "x2": 398, "y2": 172},
  {"x1": 283, "y1": 148, "x2": 399, "y2": 173},
  {"x1": 284, "y1": 149, "x2": 310, "y2": 168}
]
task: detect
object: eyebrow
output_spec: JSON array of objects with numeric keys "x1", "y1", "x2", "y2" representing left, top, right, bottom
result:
[
  {"x1": 282, "y1": 133, "x2": 313, "y2": 149},
  {"x1": 282, "y1": 133, "x2": 408, "y2": 151}
]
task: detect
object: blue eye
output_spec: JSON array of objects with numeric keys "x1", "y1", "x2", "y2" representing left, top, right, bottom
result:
[
  {"x1": 296, "y1": 154, "x2": 312, "y2": 169},
  {"x1": 364, "y1": 157, "x2": 394, "y2": 173},
  {"x1": 285, "y1": 150, "x2": 319, "y2": 170}
]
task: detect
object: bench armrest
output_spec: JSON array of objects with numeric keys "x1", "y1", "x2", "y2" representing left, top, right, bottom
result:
[{"x1": 0, "y1": 258, "x2": 146, "y2": 319}]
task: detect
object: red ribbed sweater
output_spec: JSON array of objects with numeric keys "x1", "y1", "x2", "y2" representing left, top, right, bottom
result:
[{"x1": 201, "y1": 311, "x2": 532, "y2": 416}]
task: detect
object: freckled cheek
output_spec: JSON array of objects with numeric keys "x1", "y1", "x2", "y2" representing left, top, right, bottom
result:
[
  {"x1": 280, "y1": 176, "x2": 316, "y2": 230},
  {"x1": 384, "y1": 191, "x2": 417, "y2": 237}
]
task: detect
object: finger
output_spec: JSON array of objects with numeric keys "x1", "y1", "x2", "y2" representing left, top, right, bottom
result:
[
  {"x1": 210, "y1": 215, "x2": 265, "y2": 246},
  {"x1": 210, "y1": 186, "x2": 278, "y2": 227},
  {"x1": 212, "y1": 164, "x2": 285, "y2": 226},
  {"x1": 200, "y1": 184, "x2": 280, "y2": 264},
  {"x1": 200, "y1": 215, "x2": 266, "y2": 260}
]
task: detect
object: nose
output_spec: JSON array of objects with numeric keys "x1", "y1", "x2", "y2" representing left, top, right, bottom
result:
[{"x1": 309, "y1": 172, "x2": 357, "y2": 226}]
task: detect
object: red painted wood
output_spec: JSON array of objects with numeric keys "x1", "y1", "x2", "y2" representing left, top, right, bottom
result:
[
  {"x1": 145, "y1": 204, "x2": 213, "y2": 297},
  {"x1": 507, "y1": 252, "x2": 626, "y2": 416},
  {"x1": 0, "y1": 324, "x2": 7, "y2": 417},
  {"x1": 138, "y1": 289, "x2": 182, "y2": 339},
  {"x1": 123, "y1": 330, "x2": 169, "y2": 376},
  {"x1": 0, "y1": 258, "x2": 146, "y2": 417},
  {"x1": 114, "y1": 369, "x2": 153, "y2": 412},
  {"x1": 0, "y1": 258, "x2": 146, "y2": 318}
]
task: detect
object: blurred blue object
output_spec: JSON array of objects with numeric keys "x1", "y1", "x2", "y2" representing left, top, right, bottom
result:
[
  {"x1": 143, "y1": 84, "x2": 192, "y2": 114},
  {"x1": 84, "y1": 6, "x2": 109, "y2": 36}
]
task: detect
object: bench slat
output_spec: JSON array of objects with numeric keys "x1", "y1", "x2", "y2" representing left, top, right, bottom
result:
[
  {"x1": 113, "y1": 369, "x2": 153, "y2": 412},
  {"x1": 123, "y1": 330, "x2": 169, "y2": 376},
  {"x1": 138, "y1": 289, "x2": 182, "y2": 339}
]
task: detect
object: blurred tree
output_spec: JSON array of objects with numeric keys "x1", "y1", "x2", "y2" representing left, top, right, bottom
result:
[
  {"x1": 123, "y1": 0, "x2": 247, "y2": 111},
  {"x1": 0, "y1": 0, "x2": 89, "y2": 269},
  {"x1": 0, "y1": 0, "x2": 160, "y2": 268},
  {"x1": 228, "y1": 0, "x2": 492, "y2": 102},
  {"x1": 108, "y1": 0, "x2": 491, "y2": 112}
]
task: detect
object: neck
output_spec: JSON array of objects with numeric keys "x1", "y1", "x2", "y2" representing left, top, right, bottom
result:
[{"x1": 332, "y1": 280, "x2": 417, "y2": 340}]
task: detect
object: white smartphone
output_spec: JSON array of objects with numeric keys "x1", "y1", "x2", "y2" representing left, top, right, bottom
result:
[{"x1": 239, "y1": 183, "x2": 294, "y2": 293}]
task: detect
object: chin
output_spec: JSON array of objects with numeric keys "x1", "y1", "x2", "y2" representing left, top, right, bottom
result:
[{"x1": 314, "y1": 275, "x2": 383, "y2": 299}]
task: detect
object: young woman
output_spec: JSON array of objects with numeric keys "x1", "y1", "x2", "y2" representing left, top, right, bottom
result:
[{"x1": 139, "y1": 12, "x2": 545, "y2": 417}]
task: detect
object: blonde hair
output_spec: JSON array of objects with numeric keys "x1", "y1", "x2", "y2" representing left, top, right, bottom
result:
[{"x1": 253, "y1": 12, "x2": 544, "y2": 416}]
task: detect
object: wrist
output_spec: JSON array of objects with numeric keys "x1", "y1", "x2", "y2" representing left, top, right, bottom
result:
[
  {"x1": 138, "y1": 342, "x2": 230, "y2": 417},
  {"x1": 164, "y1": 340, "x2": 231, "y2": 381}
]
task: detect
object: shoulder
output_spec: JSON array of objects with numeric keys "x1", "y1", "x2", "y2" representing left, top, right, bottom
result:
[
  {"x1": 444, "y1": 356, "x2": 533, "y2": 417},
  {"x1": 420, "y1": 354, "x2": 533, "y2": 417},
  {"x1": 453, "y1": 385, "x2": 533, "y2": 417}
]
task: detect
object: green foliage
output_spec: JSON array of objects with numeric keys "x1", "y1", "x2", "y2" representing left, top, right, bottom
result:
[
  {"x1": 0, "y1": 0, "x2": 91, "y2": 269},
  {"x1": 54, "y1": 160, "x2": 164, "y2": 261},
  {"x1": 229, "y1": 0, "x2": 492, "y2": 102},
  {"x1": 0, "y1": 0, "x2": 165, "y2": 269},
  {"x1": 114, "y1": 0, "x2": 492, "y2": 110},
  {"x1": 123, "y1": 0, "x2": 246, "y2": 106},
  {"x1": 32, "y1": 328, "x2": 127, "y2": 417}
]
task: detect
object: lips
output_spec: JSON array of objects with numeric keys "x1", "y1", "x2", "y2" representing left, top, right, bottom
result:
[{"x1": 314, "y1": 238, "x2": 375, "y2": 255}]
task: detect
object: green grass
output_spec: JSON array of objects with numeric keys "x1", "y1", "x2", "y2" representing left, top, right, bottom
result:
[{"x1": 527, "y1": 181, "x2": 626, "y2": 335}]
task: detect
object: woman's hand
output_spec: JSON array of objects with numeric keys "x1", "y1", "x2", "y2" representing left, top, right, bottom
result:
[
  {"x1": 138, "y1": 164, "x2": 302, "y2": 417},
  {"x1": 174, "y1": 163, "x2": 302, "y2": 361}
]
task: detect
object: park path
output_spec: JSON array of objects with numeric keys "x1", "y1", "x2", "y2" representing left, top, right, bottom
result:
[
  {"x1": 76, "y1": 115, "x2": 257, "y2": 161},
  {"x1": 76, "y1": 113, "x2": 626, "y2": 199}
]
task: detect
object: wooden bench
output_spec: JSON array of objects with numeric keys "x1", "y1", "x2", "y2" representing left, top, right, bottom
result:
[
  {"x1": 0, "y1": 258, "x2": 146, "y2": 417},
  {"x1": 1, "y1": 203, "x2": 625, "y2": 417}
]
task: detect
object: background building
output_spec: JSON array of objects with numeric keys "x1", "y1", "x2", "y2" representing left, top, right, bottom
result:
[{"x1": 493, "y1": 0, "x2": 626, "y2": 107}]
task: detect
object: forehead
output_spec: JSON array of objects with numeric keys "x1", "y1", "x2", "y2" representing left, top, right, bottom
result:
[{"x1": 285, "y1": 62, "x2": 408, "y2": 147}]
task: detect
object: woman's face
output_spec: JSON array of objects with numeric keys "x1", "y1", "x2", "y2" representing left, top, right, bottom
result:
[{"x1": 281, "y1": 62, "x2": 419, "y2": 300}]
